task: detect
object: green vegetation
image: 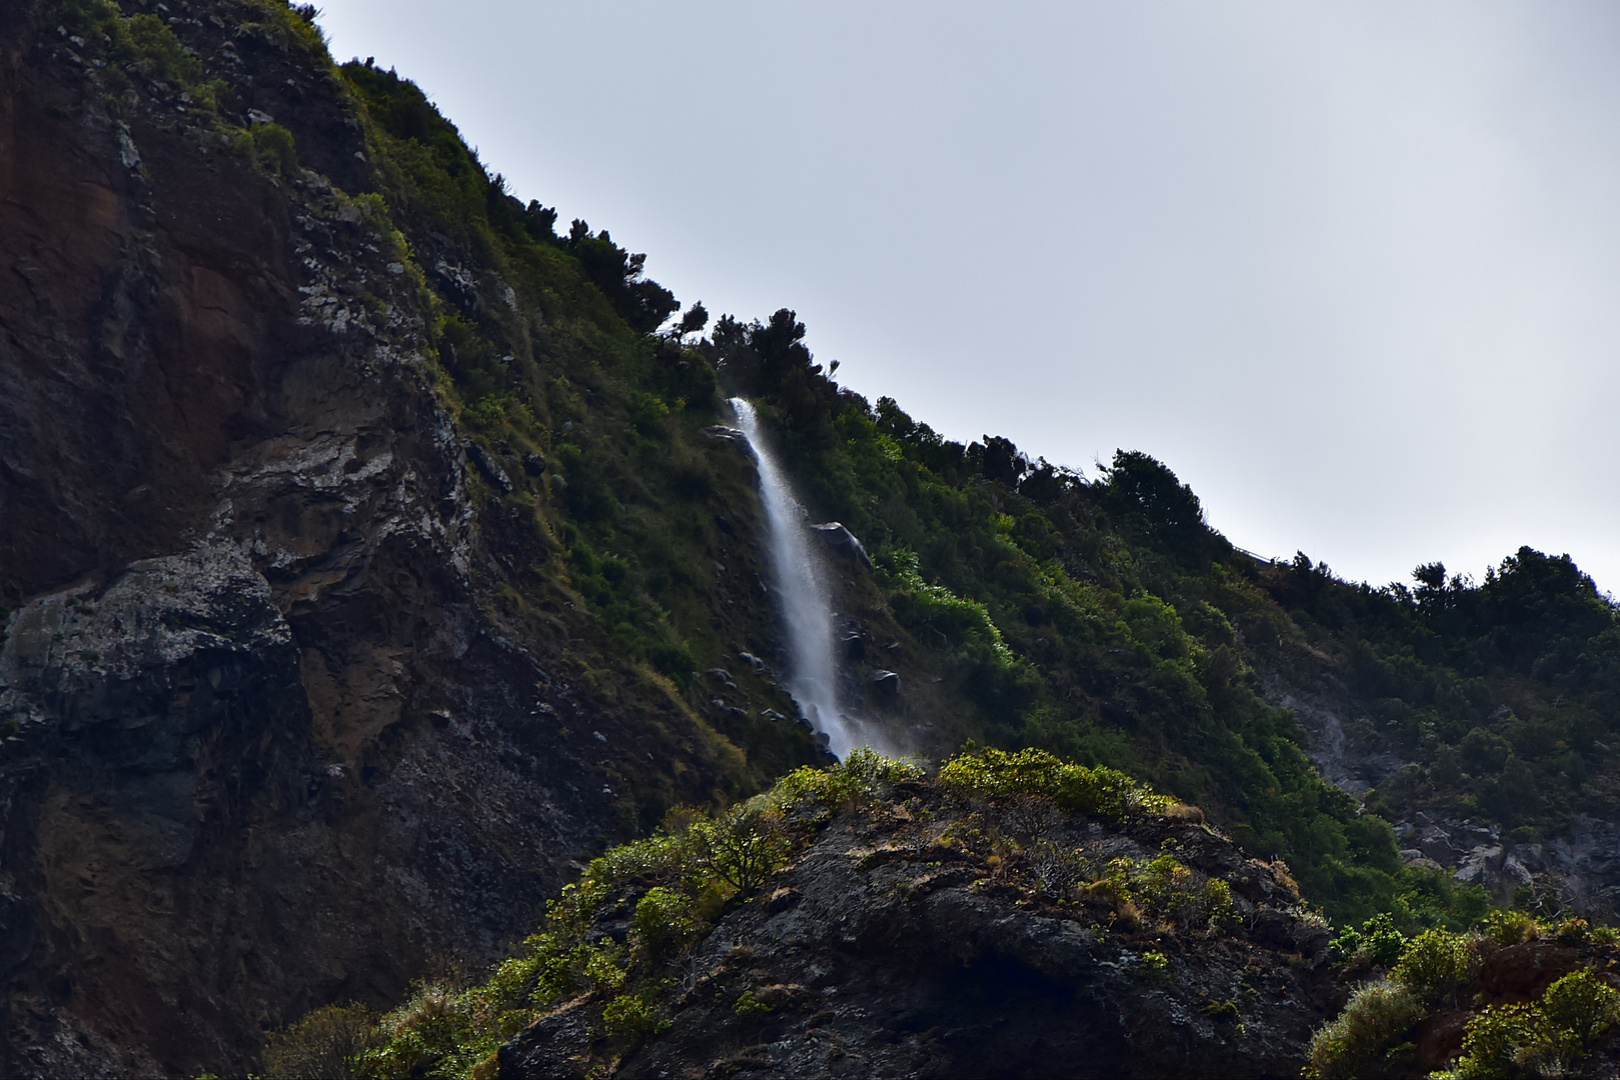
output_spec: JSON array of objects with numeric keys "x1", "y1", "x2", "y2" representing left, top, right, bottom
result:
[
  {"x1": 44, "y1": 0, "x2": 334, "y2": 186},
  {"x1": 333, "y1": 58, "x2": 836, "y2": 793},
  {"x1": 936, "y1": 746, "x2": 1170, "y2": 816},
  {"x1": 34, "y1": 3, "x2": 1620, "y2": 1074},
  {"x1": 1307, "y1": 978, "x2": 1426, "y2": 1079},
  {"x1": 1445, "y1": 971, "x2": 1620, "y2": 1079},
  {"x1": 1308, "y1": 909, "x2": 1620, "y2": 1078},
  {"x1": 306, "y1": 3, "x2": 1620, "y2": 927},
  {"x1": 96, "y1": 3, "x2": 1615, "y2": 1064},
  {"x1": 1269, "y1": 549, "x2": 1620, "y2": 837}
]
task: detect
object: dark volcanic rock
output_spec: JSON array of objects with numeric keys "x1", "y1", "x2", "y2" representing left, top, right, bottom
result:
[
  {"x1": 810, "y1": 520, "x2": 872, "y2": 569},
  {"x1": 501, "y1": 794, "x2": 1340, "y2": 1080},
  {"x1": 0, "y1": 4, "x2": 743, "y2": 1075}
]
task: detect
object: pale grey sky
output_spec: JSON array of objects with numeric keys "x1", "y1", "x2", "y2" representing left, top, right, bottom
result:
[{"x1": 316, "y1": 1, "x2": 1620, "y2": 595}]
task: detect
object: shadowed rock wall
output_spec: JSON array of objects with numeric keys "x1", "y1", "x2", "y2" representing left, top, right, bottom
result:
[{"x1": 0, "y1": 3, "x2": 744, "y2": 1074}]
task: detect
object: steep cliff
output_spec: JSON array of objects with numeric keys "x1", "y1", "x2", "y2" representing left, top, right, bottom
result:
[{"x1": 0, "y1": 2, "x2": 787, "y2": 1074}]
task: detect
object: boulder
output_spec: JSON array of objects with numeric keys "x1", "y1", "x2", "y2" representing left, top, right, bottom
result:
[
  {"x1": 700, "y1": 425, "x2": 746, "y2": 444},
  {"x1": 872, "y1": 669, "x2": 901, "y2": 698},
  {"x1": 809, "y1": 521, "x2": 871, "y2": 568},
  {"x1": 465, "y1": 441, "x2": 513, "y2": 493}
]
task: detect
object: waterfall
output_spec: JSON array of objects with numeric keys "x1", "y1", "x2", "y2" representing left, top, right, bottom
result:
[{"x1": 730, "y1": 398, "x2": 871, "y2": 759}]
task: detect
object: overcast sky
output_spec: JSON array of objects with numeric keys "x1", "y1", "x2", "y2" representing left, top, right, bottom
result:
[{"x1": 317, "y1": 1, "x2": 1620, "y2": 595}]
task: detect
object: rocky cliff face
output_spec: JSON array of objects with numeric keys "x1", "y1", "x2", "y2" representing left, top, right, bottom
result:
[{"x1": 0, "y1": 2, "x2": 755, "y2": 1074}]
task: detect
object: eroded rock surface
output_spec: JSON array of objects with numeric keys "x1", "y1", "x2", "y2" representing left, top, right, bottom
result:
[{"x1": 0, "y1": 4, "x2": 743, "y2": 1074}]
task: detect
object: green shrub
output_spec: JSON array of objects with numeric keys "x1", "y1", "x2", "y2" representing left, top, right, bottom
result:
[
  {"x1": 1363, "y1": 913, "x2": 1408, "y2": 966},
  {"x1": 1441, "y1": 970, "x2": 1619, "y2": 1079},
  {"x1": 1096, "y1": 853, "x2": 1235, "y2": 933},
  {"x1": 882, "y1": 549, "x2": 1013, "y2": 667},
  {"x1": 632, "y1": 886, "x2": 702, "y2": 962},
  {"x1": 1446, "y1": 1001, "x2": 1541, "y2": 1079},
  {"x1": 1556, "y1": 917, "x2": 1591, "y2": 945},
  {"x1": 1327, "y1": 911, "x2": 1410, "y2": 966},
  {"x1": 691, "y1": 803, "x2": 793, "y2": 893},
  {"x1": 1393, "y1": 928, "x2": 1473, "y2": 1002},
  {"x1": 262, "y1": 1002, "x2": 375, "y2": 1079},
  {"x1": 602, "y1": 993, "x2": 668, "y2": 1042},
  {"x1": 1480, "y1": 908, "x2": 1540, "y2": 947},
  {"x1": 732, "y1": 989, "x2": 775, "y2": 1016},
  {"x1": 1540, "y1": 970, "x2": 1620, "y2": 1056},
  {"x1": 1327, "y1": 926, "x2": 1362, "y2": 964},
  {"x1": 248, "y1": 121, "x2": 298, "y2": 176},
  {"x1": 366, "y1": 982, "x2": 483, "y2": 1079},
  {"x1": 937, "y1": 747, "x2": 1170, "y2": 818},
  {"x1": 1305, "y1": 979, "x2": 1423, "y2": 1079},
  {"x1": 649, "y1": 640, "x2": 696, "y2": 687},
  {"x1": 124, "y1": 12, "x2": 203, "y2": 84},
  {"x1": 771, "y1": 748, "x2": 922, "y2": 811}
]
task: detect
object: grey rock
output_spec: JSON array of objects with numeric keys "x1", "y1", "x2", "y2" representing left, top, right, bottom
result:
[
  {"x1": 809, "y1": 521, "x2": 872, "y2": 568},
  {"x1": 498, "y1": 998, "x2": 593, "y2": 1079},
  {"x1": 465, "y1": 441, "x2": 513, "y2": 493}
]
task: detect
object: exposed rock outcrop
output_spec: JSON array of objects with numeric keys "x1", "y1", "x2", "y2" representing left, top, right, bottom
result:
[
  {"x1": 498, "y1": 774, "x2": 1340, "y2": 1079},
  {"x1": 0, "y1": 4, "x2": 746, "y2": 1073}
]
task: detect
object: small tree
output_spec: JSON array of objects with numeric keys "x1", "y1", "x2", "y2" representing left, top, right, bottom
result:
[{"x1": 692, "y1": 804, "x2": 791, "y2": 893}]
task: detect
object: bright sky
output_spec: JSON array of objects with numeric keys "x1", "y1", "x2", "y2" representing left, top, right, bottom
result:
[{"x1": 316, "y1": 1, "x2": 1620, "y2": 595}]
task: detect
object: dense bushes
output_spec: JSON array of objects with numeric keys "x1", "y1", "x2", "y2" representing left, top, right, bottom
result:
[
  {"x1": 1307, "y1": 979, "x2": 1425, "y2": 1079},
  {"x1": 1310, "y1": 911, "x2": 1620, "y2": 1078},
  {"x1": 1446, "y1": 971, "x2": 1620, "y2": 1078},
  {"x1": 938, "y1": 746, "x2": 1170, "y2": 817},
  {"x1": 1268, "y1": 545, "x2": 1620, "y2": 836}
]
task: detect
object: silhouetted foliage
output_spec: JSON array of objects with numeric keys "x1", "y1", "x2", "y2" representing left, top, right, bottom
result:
[
  {"x1": 1100, "y1": 450, "x2": 1217, "y2": 562},
  {"x1": 565, "y1": 221, "x2": 679, "y2": 334}
]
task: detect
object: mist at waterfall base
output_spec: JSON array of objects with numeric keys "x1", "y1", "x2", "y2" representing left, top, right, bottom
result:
[{"x1": 729, "y1": 399, "x2": 894, "y2": 760}]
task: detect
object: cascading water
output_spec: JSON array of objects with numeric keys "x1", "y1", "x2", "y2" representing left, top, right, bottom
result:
[{"x1": 730, "y1": 398, "x2": 873, "y2": 759}]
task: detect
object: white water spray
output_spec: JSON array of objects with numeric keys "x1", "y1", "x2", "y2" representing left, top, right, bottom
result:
[{"x1": 730, "y1": 398, "x2": 873, "y2": 759}]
